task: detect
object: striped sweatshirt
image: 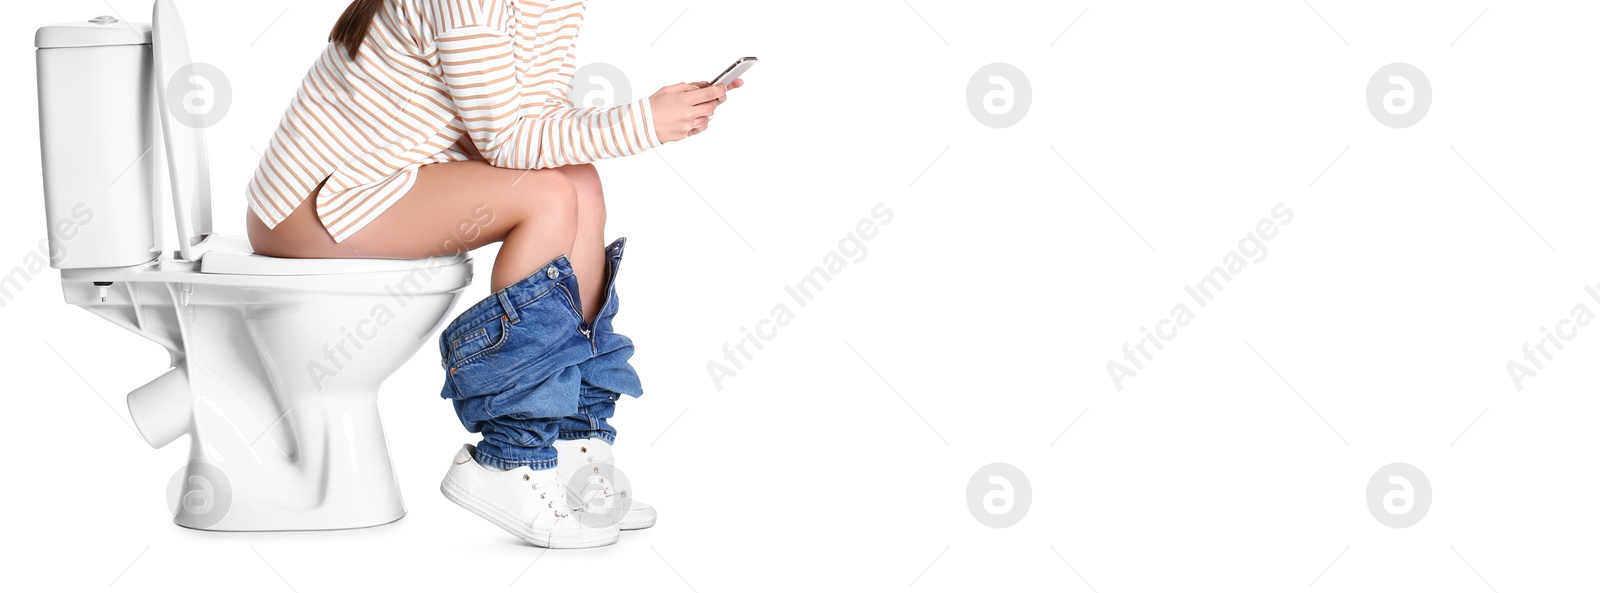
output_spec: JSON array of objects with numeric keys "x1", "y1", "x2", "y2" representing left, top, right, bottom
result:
[{"x1": 246, "y1": 0, "x2": 662, "y2": 243}]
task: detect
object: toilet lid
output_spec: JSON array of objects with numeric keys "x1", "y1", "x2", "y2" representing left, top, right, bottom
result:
[
  {"x1": 152, "y1": 0, "x2": 213, "y2": 261},
  {"x1": 197, "y1": 235, "x2": 469, "y2": 276}
]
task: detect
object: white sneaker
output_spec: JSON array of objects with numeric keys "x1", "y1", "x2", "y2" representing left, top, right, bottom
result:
[
  {"x1": 440, "y1": 444, "x2": 620, "y2": 548},
  {"x1": 554, "y1": 438, "x2": 657, "y2": 530}
]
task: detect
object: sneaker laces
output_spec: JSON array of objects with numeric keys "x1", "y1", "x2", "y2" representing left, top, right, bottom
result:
[
  {"x1": 523, "y1": 473, "x2": 572, "y2": 519},
  {"x1": 590, "y1": 453, "x2": 614, "y2": 469},
  {"x1": 571, "y1": 445, "x2": 619, "y2": 508}
]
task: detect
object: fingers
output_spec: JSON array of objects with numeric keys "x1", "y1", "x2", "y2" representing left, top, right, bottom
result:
[
  {"x1": 652, "y1": 80, "x2": 739, "y2": 142},
  {"x1": 686, "y1": 84, "x2": 727, "y2": 105},
  {"x1": 668, "y1": 80, "x2": 743, "y2": 99}
]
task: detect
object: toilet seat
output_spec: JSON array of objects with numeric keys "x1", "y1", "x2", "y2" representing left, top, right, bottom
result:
[
  {"x1": 196, "y1": 235, "x2": 467, "y2": 276},
  {"x1": 60, "y1": 235, "x2": 472, "y2": 301}
]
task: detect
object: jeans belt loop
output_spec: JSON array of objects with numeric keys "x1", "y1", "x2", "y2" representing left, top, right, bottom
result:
[{"x1": 497, "y1": 291, "x2": 519, "y2": 324}]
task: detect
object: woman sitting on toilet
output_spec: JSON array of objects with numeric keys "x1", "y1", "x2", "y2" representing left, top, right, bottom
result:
[{"x1": 246, "y1": 0, "x2": 742, "y2": 549}]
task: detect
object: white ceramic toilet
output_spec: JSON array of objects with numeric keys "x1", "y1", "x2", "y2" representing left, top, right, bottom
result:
[{"x1": 35, "y1": 1, "x2": 474, "y2": 531}]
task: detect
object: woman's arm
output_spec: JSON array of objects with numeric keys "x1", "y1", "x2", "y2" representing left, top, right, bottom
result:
[
  {"x1": 436, "y1": 27, "x2": 650, "y2": 169},
  {"x1": 424, "y1": 1, "x2": 720, "y2": 170}
]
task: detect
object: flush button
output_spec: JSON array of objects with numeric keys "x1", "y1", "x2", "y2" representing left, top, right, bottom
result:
[
  {"x1": 546, "y1": 267, "x2": 559, "y2": 280},
  {"x1": 89, "y1": 15, "x2": 119, "y2": 25}
]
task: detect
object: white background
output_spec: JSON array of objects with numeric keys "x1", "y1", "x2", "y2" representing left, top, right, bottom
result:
[{"x1": 4, "y1": 1, "x2": 1599, "y2": 591}]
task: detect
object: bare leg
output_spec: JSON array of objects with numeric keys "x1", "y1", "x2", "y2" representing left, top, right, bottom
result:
[
  {"x1": 565, "y1": 164, "x2": 608, "y2": 324},
  {"x1": 248, "y1": 161, "x2": 591, "y2": 293}
]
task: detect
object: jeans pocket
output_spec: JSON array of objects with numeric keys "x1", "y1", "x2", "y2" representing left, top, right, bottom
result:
[
  {"x1": 447, "y1": 314, "x2": 510, "y2": 368},
  {"x1": 444, "y1": 281, "x2": 591, "y2": 410}
]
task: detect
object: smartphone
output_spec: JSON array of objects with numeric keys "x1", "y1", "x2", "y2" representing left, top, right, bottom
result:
[{"x1": 710, "y1": 57, "x2": 757, "y2": 87}]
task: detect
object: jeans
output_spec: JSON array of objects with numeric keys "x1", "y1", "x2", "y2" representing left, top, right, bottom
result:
[{"x1": 438, "y1": 238, "x2": 643, "y2": 470}]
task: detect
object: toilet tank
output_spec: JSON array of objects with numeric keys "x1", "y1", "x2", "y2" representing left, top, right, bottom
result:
[{"x1": 35, "y1": 16, "x2": 158, "y2": 269}]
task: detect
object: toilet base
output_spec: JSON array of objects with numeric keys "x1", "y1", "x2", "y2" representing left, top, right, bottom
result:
[
  {"x1": 168, "y1": 385, "x2": 412, "y2": 533},
  {"x1": 167, "y1": 450, "x2": 410, "y2": 532},
  {"x1": 175, "y1": 510, "x2": 406, "y2": 532}
]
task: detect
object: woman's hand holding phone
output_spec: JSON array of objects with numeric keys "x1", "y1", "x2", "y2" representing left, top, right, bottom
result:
[
  {"x1": 648, "y1": 83, "x2": 727, "y2": 143},
  {"x1": 649, "y1": 57, "x2": 753, "y2": 142}
]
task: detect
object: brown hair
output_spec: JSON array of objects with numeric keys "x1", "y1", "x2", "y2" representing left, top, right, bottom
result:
[{"x1": 329, "y1": 0, "x2": 385, "y2": 59}]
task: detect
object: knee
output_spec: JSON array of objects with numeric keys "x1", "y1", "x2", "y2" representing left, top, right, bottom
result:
[
  {"x1": 518, "y1": 169, "x2": 580, "y2": 240},
  {"x1": 561, "y1": 164, "x2": 605, "y2": 227}
]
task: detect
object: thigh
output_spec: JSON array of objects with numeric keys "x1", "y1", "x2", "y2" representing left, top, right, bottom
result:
[{"x1": 250, "y1": 161, "x2": 574, "y2": 259}]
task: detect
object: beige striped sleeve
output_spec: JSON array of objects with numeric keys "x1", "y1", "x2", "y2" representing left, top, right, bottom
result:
[{"x1": 424, "y1": 0, "x2": 662, "y2": 170}]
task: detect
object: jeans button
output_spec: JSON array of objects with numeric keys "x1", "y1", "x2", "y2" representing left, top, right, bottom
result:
[{"x1": 546, "y1": 266, "x2": 560, "y2": 280}]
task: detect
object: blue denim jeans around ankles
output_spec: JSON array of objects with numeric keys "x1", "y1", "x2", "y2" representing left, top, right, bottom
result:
[{"x1": 438, "y1": 238, "x2": 643, "y2": 471}]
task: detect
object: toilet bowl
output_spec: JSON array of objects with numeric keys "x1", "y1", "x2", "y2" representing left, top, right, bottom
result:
[{"x1": 36, "y1": 1, "x2": 473, "y2": 531}]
